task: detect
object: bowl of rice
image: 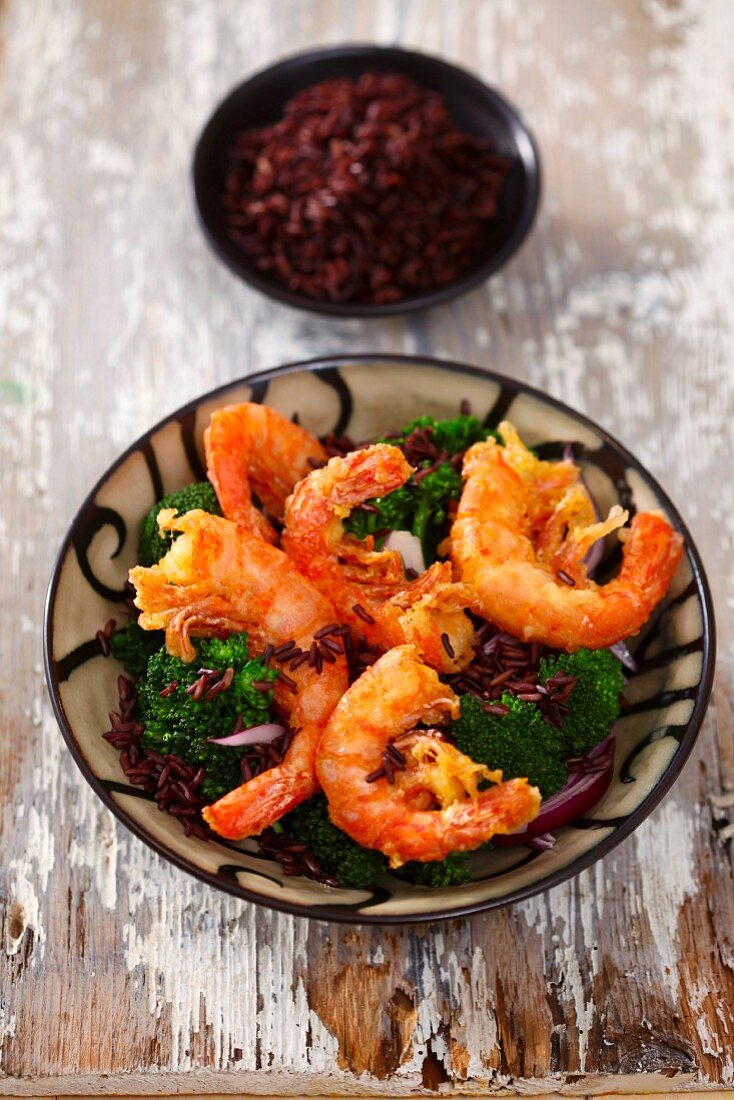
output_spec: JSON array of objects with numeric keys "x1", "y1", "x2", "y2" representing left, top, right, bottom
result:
[{"x1": 192, "y1": 46, "x2": 541, "y2": 316}]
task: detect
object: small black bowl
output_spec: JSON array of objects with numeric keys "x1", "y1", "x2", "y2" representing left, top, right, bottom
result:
[{"x1": 192, "y1": 45, "x2": 541, "y2": 317}]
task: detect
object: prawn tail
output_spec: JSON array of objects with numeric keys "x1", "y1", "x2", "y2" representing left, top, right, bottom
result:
[
  {"x1": 132, "y1": 590, "x2": 250, "y2": 662},
  {"x1": 204, "y1": 420, "x2": 278, "y2": 541},
  {"x1": 388, "y1": 562, "x2": 475, "y2": 613},
  {"x1": 620, "y1": 512, "x2": 684, "y2": 608},
  {"x1": 329, "y1": 445, "x2": 413, "y2": 511},
  {"x1": 335, "y1": 536, "x2": 408, "y2": 600},
  {"x1": 391, "y1": 778, "x2": 543, "y2": 866},
  {"x1": 129, "y1": 558, "x2": 249, "y2": 661},
  {"x1": 378, "y1": 563, "x2": 478, "y2": 672},
  {"x1": 474, "y1": 776, "x2": 543, "y2": 837},
  {"x1": 379, "y1": 778, "x2": 542, "y2": 868},
  {"x1": 202, "y1": 765, "x2": 318, "y2": 840},
  {"x1": 164, "y1": 601, "x2": 251, "y2": 663}
]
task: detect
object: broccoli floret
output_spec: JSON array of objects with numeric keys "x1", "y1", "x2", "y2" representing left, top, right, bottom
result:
[
  {"x1": 138, "y1": 481, "x2": 221, "y2": 566},
  {"x1": 109, "y1": 619, "x2": 164, "y2": 677},
  {"x1": 411, "y1": 464, "x2": 462, "y2": 561},
  {"x1": 381, "y1": 413, "x2": 495, "y2": 454},
  {"x1": 336, "y1": 844, "x2": 390, "y2": 890},
  {"x1": 538, "y1": 648, "x2": 624, "y2": 756},
  {"x1": 137, "y1": 632, "x2": 277, "y2": 801},
  {"x1": 399, "y1": 852, "x2": 472, "y2": 888},
  {"x1": 282, "y1": 795, "x2": 388, "y2": 889},
  {"x1": 346, "y1": 464, "x2": 462, "y2": 563},
  {"x1": 345, "y1": 484, "x2": 415, "y2": 543},
  {"x1": 345, "y1": 414, "x2": 497, "y2": 564},
  {"x1": 451, "y1": 693, "x2": 568, "y2": 798},
  {"x1": 283, "y1": 796, "x2": 476, "y2": 890}
]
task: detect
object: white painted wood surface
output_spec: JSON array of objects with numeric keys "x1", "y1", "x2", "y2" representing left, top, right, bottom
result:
[{"x1": 1, "y1": 0, "x2": 733, "y2": 1092}]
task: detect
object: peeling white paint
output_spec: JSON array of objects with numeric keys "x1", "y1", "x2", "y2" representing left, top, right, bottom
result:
[
  {"x1": 634, "y1": 801, "x2": 699, "y2": 1002},
  {"x1": 0, "y1": 1005, "x2": 17, "y2": 1071},
  {"x1": 1, "y1": 0, "x2": 733, "y2": 1087}
]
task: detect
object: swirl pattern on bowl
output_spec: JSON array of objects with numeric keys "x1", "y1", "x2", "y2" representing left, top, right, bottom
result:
[{"x1": 44, "y1": 357, "x2": 715, "y2": 923}]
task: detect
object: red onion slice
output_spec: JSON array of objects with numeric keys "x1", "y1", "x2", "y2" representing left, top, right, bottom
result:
[
  {"x1": 492, "y1": 732, "x2": 616, "y2": 848},
  {"x1": 383, "y1": 529, "x2": 426, "y2": 575},
  {"x1": 208, "y1": 722, "x2": 286, "y2": 747},
  {"x1": 609, "y1": 639, "x2": 638, "y2": 673},
  {"x1": 524, "y1": 832, "x2": 557, "y2": 851}
]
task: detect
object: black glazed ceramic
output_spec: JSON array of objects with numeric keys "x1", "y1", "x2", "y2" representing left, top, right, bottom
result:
[
  {"x1": 44, "y1": 356, "x2": 714, "y2": 923},
  {"x1": 192, "y1": 45, "x2": 541, "y2": 317}
]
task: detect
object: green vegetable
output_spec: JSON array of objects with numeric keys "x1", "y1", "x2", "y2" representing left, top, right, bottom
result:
[
  {"x1": 345, "y1": 413, "x2": 495, "y2": 563},
  {"x1": 538, "y1": 648, "x2": 624, "y2": 756},
  {"x1": 381, "y1": 413, "x2": 495, "y2": 454},
  {"x1": 400, "y1": 851, "x2": 471, "y2": 888},
  {"x1": 138, "y1": 481, "x2": 221, "y2": 566},
  {"x1": 449, "y1": 650, "x2": 623, "y2": 797},
  {"x1": 109, "y1": 619, "x2": 164, "y2": 677},
  {"x1": 410, "y1": 465, "x2": 463, "y2": 562},
  {"x1": 344, "y1": 484, "x2": 415, "y2": 542},
  {"x1": 451, "y1": 693, "x2": 568, "y2": 798},
  {"x1": 282, "y1": 795, "x2": 388, "y2": 889},
  {"x1": 283, "y1": 795, "x2": 476, "y2": 890},
  {"x1": 137, "y1": 632, "x2": 277, "y2": 801},
  {"x1": 346, "y1": 464, "x2": 463, "y2": 564}
]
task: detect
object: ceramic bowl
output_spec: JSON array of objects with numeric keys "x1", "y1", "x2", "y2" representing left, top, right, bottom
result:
[
  {"x1": 44, "y1": 356, "x2": 714, "y2": 923},
  {"x1": 192, "y1": 45, "x2": 540, "y2": 317}
]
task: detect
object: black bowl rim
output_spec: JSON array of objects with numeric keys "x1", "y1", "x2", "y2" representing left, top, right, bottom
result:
[
  {"x1": 44, "y1": 354, "x2": 716, "y2": 925},
  {"x1": 191, "y1": 43, "x2": 542, "y2": 318}
]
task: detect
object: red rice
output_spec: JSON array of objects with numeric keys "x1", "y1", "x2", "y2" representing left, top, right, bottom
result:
[{"x1": 222, "y1": 71, "x2": 510, "y2": 305}]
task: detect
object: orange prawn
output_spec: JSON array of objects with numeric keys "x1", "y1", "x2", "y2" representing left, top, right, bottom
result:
[
  {"x1": 316, "y1": 645, "x2": 541, "y2": 867},
  {"x1": 450, "y1": 422, "x2": 684, "y2": 650},
  {"x1": 204, "y1": 402, "x2": 327, "y2": 542},
  {"x1": 129, "y1": 509, "x2": 348, "y2": 838},
  {"x1": 282, "y1": 444, "x2": 477, "y2": 672}
]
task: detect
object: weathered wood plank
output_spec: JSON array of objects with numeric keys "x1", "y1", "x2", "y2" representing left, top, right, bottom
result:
[
  {"x1": 0, "y1": 1083, "x2": 720, "y2": 1099},
  {"x1": 1, "y1": 0, "x2": 732, "y2": 1091}
]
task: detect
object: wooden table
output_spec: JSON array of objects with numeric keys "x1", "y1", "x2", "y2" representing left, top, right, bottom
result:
[{"x1": 1, "y1": 0, "x2": 732, "y2": 1094}]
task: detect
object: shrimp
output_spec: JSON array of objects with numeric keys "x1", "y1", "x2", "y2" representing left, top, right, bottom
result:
[
  {"x1": 316, "y1": 646, "x2": 541, "y2": 867},
  {"x1": 129, "y1": 509, "x2": 348, "y2": 838},
  {"x1": 283, "y1": 443, "x2": 411, "y2": 607},
  {"x1": 374, "y1": 562, "x2": 478, "y2": 673},
  {"x1": 450, "y1": 422, "x2": 684, "y2": 650},
  {"x1": 204, "y1": 402, "x2": 327, "y2": 542},
  {"x1": 282, "y1": 444, "x2": 477, "y2": 671}
]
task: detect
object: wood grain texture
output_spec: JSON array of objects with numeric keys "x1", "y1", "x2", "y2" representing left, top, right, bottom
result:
[{"x1": 1, "y1": 0, "x2": 732, "y2": 1092}]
